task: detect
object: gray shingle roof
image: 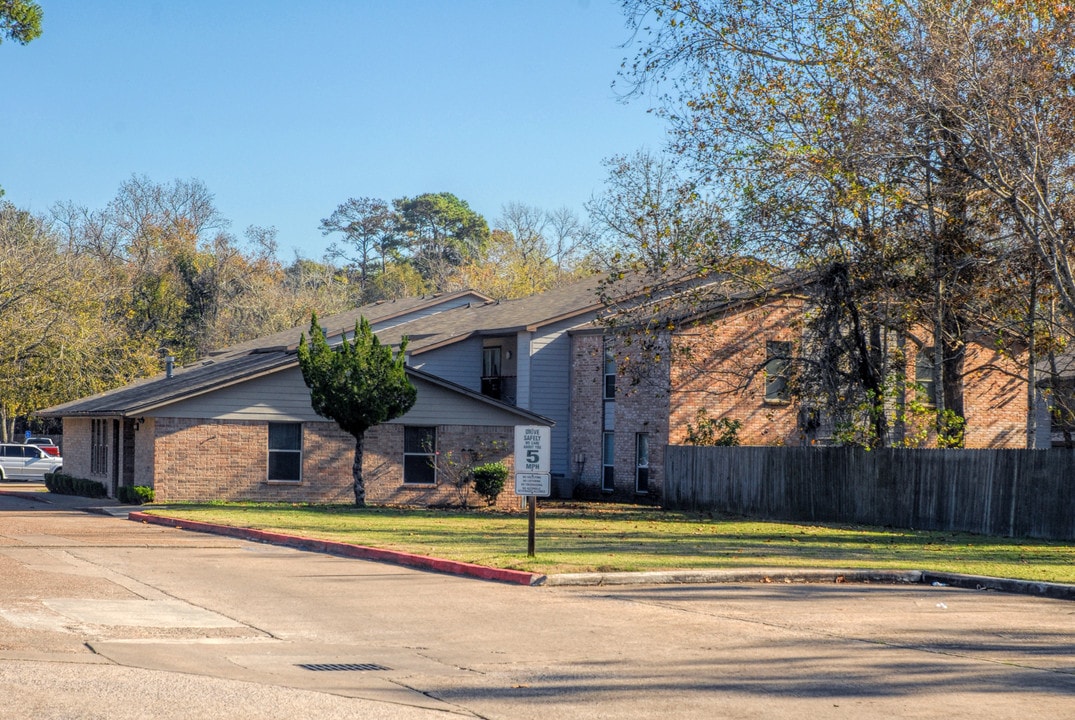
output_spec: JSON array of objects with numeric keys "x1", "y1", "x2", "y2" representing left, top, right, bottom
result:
[
  {"x1": 37, "y1": 281, "x2": 604, "y2": 418},
  {"x1": 372, "y1": 275, "x2": 610, "y2": 353},
  {"x1": 40, "y1": 270, "x2": 787, "y2": 418}
]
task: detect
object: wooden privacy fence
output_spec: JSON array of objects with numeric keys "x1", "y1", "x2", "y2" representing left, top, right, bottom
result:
[{"x1": 664, "y1": 446, "x2": 1075, "y2": 540}]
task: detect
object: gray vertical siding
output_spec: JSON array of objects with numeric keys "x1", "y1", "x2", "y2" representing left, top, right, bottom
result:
[
  {"x1": 411, "y1": 337, "x2": 484, "y2": 391},
  {"x1": 528, "y1": 318, "x2": 582, "y2": 477}
]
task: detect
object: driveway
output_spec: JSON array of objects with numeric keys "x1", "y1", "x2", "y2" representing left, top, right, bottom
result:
[{"x1": 1, "y1": 488, "x2": 1074, "y2": 719}]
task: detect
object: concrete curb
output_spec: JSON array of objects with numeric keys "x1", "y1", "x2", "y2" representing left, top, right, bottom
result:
[
  {"x1": 545, "y1": 568, "x2": 1075, "y2": 600},
  {"x1": 542, "y1": 568, "x2": 924, "y2": 587},
  {"x1": 127, "y1": 512, "x2": 1075, "y2": 600},
  {"x1": 128, "y1": 512, "x2": 544, "y2": 586},
  {"x1": 920, "y1": 570, "x2": 1075, "y2": 601}
]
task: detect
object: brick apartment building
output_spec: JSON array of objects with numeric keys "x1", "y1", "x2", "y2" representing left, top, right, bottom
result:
[{"x1": 40, "y1": 274, "x2": 1044, "y2": 506}]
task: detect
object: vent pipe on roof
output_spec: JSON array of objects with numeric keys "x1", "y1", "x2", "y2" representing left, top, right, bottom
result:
[{"x1": 165, "y1": 356, "x2": 175, "y2": 379}]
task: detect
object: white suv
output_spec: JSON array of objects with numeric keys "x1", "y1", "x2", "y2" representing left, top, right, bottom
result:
[{"x1": 0, "y1": 443, "x2": 63, "y2": 480}]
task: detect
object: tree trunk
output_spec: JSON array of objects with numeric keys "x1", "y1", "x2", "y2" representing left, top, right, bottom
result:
[
  {"x1": 352, "y1": 432, "x2": 366, "y2": 507},
  {"x1": 1025, "y1": 273, "x2": 1038, "y2": 449}
]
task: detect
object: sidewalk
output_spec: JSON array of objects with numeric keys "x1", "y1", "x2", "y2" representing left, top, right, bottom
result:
[{"x1": 0, "y1": 482, "x2": 131, "y2": 516}]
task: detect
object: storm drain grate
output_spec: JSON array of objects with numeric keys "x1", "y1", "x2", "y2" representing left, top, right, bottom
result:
[{"x1": 297, "y1": 663, "x2": 391, "y2": 672}]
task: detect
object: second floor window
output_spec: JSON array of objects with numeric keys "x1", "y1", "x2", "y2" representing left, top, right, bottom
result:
[
  {"x1": 482, "y1": 346, "x2": 502, "y2": 378},
  {"x1": 603, "y1": 346, "x2": 616, "y2": 400},
  {"x1": 764, "y1": 340, "x2": 792, "y2": 403},
  {"x1": 916, "y1": 346, "x2": 937, "y2": 406}
]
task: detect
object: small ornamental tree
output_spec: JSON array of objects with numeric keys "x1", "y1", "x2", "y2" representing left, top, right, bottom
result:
[{"x1": 297, "y1": 313, "x2": 416, "y2": 506}]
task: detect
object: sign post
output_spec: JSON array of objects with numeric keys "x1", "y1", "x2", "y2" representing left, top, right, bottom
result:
[{"x1": 514, "y1": 426, "x2": 550, "y2": 557}]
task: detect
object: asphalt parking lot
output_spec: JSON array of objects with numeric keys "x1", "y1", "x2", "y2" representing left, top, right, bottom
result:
[{"x1": 2, "y1": 485, "x2": 1074, "y2": 719}]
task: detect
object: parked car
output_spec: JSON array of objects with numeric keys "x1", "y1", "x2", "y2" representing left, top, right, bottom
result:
[
  {"x1": 0, "y1": 443, "x2": 63, "y2": 480},
  {"x1": 25, "y1": 437, "x2": 60, "y2": 456}
]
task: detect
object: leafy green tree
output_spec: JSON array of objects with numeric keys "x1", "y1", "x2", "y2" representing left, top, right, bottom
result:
[
  {"x1": 394, "y1": 192, "x2": 489, "y2": 291},
  {"x1": 0, "y1": 202, "x2": 157, "y2": 440},
  {"x1": 616, "y1": 0, "x2": 1072, "y2": 446},
  {"x1": 55, "y1": 175, "x2": 328, "y2": 361},
  {"x1": 297, "y1": 314, "x2": 416, "y2": 507},
  {"x1": 0, "y1": 0, "x2": 41, "y2": 45}
]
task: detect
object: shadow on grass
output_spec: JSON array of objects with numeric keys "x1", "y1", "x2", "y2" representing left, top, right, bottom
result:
[{"x1": 147, "y1": 502, "x2": 1075, "y2": 581}]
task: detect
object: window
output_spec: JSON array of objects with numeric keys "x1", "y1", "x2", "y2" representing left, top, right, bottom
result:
[
  {"x1": 635, "y1": 433, "x2": 650, "y2": 494},
  {"x1": 404, "y1": 426, "x2": 436, "y2": 484},
  {"x1": 481, "y1": 346, "x2": 506, "y2": 400},
  {"x1": 916, "y1": 346, "x2": 937, "y2": 406},
  {"x1": 482, "y1": 346, "x2": 502, "y2": 378},
  {"x1": 603, "y1": 346, "x2": 616, "y2": 400},
  {"x1": 267, "y1": 423, "x2": 302, "y2": 482},
  {"x1": 602, "y1": 431, "x2": 615, "y2": 492},
  {"x1": 91, "y1": 418, "x2": 108, "y2": 474},
  {"x1": 764, "y1": 341, "x2": 792, "y2": 403}
]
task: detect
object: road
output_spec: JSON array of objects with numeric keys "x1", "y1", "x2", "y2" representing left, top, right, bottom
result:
[{"x1": 1, "y1": 485, "x2": 1074, "y2": 719}]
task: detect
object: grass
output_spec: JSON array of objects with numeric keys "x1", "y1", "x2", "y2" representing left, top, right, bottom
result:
[{"x1": 142, "y1": 501, "x2": 1075, "y2": 583}]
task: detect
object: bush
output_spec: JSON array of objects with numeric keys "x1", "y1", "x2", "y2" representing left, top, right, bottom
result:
[
  {"x1": 44, "y1": 472, "x2": 106, "y2": 498},
  {"x1": 472, "y1": 462, "x2": 508, "y2": 506},
  {"x1": 117, "y1": 485, "x2": 155, "y2": 504}
]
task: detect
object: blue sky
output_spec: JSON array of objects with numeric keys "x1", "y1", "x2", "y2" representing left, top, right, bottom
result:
[{"x1": 0, "y1": 1, "x2": 668, "y2": 260}]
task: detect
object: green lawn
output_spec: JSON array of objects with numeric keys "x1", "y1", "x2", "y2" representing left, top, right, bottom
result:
[{"x1": 142, "y1": 502, "x2": 1075, "y2": 583}]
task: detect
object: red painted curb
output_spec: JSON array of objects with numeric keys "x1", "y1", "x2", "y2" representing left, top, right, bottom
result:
[{"x1": 128, "y1": 512, "x2": 543, "y2": 586}]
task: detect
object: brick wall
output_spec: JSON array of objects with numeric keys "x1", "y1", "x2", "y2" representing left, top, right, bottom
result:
[
  {"x1": 569, "y1": 293, "x2": 1031, "y2": 500},
  {"x1": 963, "y1": 343, "x2": 1029, "y2": 448},
  {"x1": 152, "y1": 418, "x2": 350, "y2": 503},
  {"x1": 134, "y1": 418, "x2": 156, "y2": 486},
  {"x1": 902, "y1": 339, "x2": 1029, "y2": 449},
  {"x1": 569, "y1": 331, "x2": 670, "y2": 501},
  {"x1": 363, "y1": 423, "x2": 522, "y2": 508},
  {"x1": 150, "y1": 417, "x2": 523, "y2": 507},
  {"x1": 670, "y1": 298, "x2": 804, "y2": 447},
  {"x1": 610, "y1": 335, "x2": 670, "y2": 501},
  {"x1": 60, "y1": 417, "x2": 96, "y2": 482},
  {"x1": 569, "y1": 333, "x2": 605, "y2": 492},
  {"x1": 667, "y1": 299, "x2": 1030, "y2": 450}
]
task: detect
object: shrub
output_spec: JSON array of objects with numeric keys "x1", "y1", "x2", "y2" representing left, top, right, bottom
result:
[
  {"x1": 117, "y1": 485, "x2": 155, "y2": 504},
  {"x1": 472, "y1": 462, "x2": 508, "y2": 506},
  {"x1": 45, "y1": 472, "x2": 106, "y2": 498}
]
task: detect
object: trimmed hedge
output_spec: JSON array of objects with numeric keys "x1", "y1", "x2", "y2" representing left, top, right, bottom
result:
[
  {"x1": 44, "y1": 472, "x2": 106, "y2": 498},
  {"x1": 472, "y1": 462, "x2": 508, "y2": 506},
  {"x1": 117, "y1": 485, "x2": 155, "y2": 505}
]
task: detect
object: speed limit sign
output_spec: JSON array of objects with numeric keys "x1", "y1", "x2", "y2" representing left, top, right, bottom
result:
[{"x1": 514, "y1": 425, "x2": 550, "y2": 497}]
